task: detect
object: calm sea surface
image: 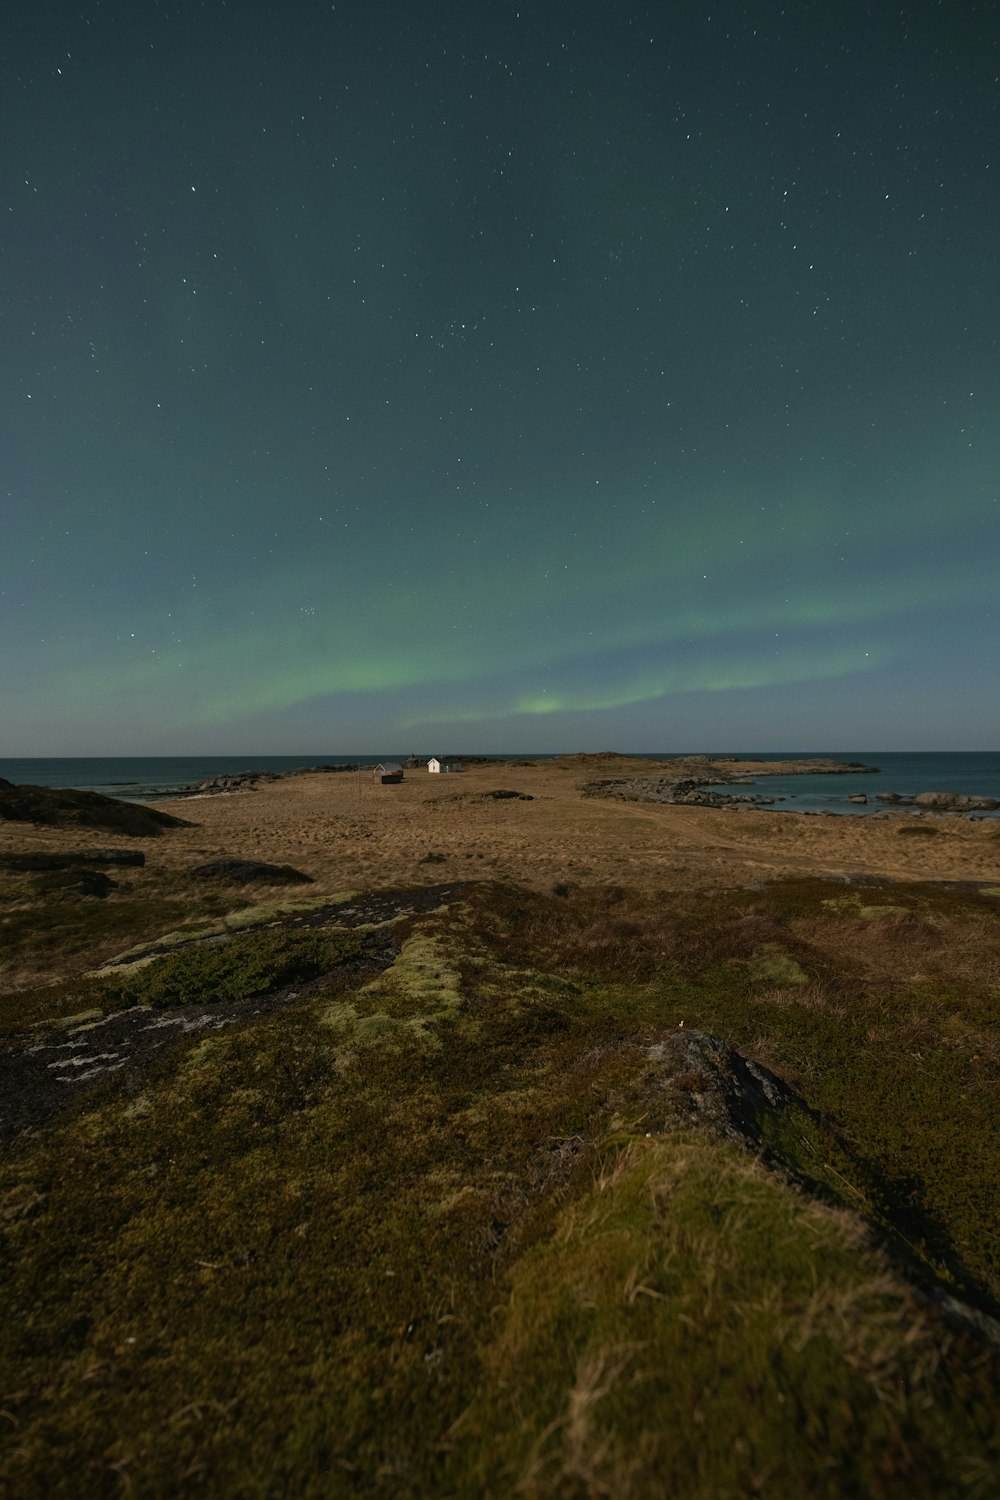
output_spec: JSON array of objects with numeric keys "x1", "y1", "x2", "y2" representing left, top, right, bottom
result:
[
  {"x1": 699, "y1": 751, "x2": 1000, "y2": 816},
  {"x1": 1, "y1": 752, "x2": 998, "y2": 816}
]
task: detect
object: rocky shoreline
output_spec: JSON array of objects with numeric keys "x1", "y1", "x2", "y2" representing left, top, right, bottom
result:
[
  {"x1": 583, "y1": 757, "x2": 999, "y2": 816},
  {"x1": 172, "y1": 763, "x2": 362, "y2": 798},
  {"x1": 581, "y1": 757, "x2": 876, "y2": 811}
]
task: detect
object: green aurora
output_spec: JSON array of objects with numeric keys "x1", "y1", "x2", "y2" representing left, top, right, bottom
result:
[{"x1": 2, "y1": 1, "x2": 997, "y2": 752}]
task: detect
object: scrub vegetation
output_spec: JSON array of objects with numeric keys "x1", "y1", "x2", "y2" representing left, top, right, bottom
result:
[{"x1": 1, "y1": 871, "x2": 999, "y2": 1496}]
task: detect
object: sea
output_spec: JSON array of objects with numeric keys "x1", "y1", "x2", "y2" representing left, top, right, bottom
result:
[{"x1": 1, "y1": 752, "x2": 999, "y2": 817}]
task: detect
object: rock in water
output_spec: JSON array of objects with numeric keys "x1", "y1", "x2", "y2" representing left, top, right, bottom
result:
[{"x1": 913, "y1": 791, "x2": 999, "y2": 811}]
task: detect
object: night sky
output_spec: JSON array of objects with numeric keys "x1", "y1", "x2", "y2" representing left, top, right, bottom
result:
[{"x1": 3, "y1": 2, "x2": 997, "y2": 755}]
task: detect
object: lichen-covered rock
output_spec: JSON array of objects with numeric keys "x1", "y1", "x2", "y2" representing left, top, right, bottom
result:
[{"x1": 645, "y1": 1029, "x2": 808, "y2": 1147}]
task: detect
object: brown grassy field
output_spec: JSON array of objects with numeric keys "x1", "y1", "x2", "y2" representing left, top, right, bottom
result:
[
  {"x1": 121, "y1": 754, "x2": 1000, "y2": 893},
  {"x1": 2, "y1": 755, "x2": 997, "y2": 994}
]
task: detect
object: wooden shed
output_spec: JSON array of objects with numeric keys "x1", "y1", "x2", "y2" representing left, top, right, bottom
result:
[{"x1": 372, "y1": 762, "x2": 403, "y2": 785}]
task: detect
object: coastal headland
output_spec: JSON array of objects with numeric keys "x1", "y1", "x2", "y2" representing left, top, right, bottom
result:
[{"x1": 32, "y1": 752, "x2": 998, "y2": 899}]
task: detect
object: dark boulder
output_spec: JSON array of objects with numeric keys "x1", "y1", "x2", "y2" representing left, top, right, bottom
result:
[{"x1": 68, "y1": 870, "x2": 116, "y2": 897}]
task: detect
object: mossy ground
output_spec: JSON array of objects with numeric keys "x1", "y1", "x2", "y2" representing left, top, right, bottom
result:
[{"x1": 1, "y1": 877, "x2": 999, "y2": 1496}]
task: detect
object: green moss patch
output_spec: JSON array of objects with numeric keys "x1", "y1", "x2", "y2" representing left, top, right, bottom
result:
[
  {"x1": 747, "y1": 946, "x2": 808, "y2": 985},
  {"x1": 102, "y1": 893, "x2": 358, "y2": 964},
  {"x1": 105, "y1": 927, "x2": 366, "y2": 1008}
]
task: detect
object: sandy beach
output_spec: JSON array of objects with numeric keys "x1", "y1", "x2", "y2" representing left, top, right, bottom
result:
[{"x1": 93, "y1": 754, "x2": 1000, "y2": 894}]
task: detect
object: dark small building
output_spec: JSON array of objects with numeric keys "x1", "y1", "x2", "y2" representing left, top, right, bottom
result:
[{"x1": 372, "y1": 762, "x2": 404, "y2": 785}]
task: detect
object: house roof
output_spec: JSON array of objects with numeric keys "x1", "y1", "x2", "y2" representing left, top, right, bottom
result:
[{"x1": 374, "y1": 762, "x2": 403, "y2": 773}]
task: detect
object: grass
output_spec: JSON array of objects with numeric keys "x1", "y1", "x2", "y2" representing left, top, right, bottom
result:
[
  {"x1": 453, "y1": 1136, "x2": 998, "y2": 1498},
  {"x1": 1, "y1": 876, "x2": 999, "y2": 1495}
]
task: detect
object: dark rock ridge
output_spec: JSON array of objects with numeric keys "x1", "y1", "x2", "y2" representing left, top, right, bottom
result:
[
  {"x1": 0, "y1": 849, "x2": 145, "y2": 870},
  {"x1": 191, "y1": 858, "x2": 314, "y2": 885},
  {"x1": 723, "y1": 759, "x2": 878, "y2": 776},
  {"x1": 0, "y1": 781, "x2": 187, "y2": 837},
  {"x1": 644, "y1": 1028, "x2": 1000, "y2": 1350}
]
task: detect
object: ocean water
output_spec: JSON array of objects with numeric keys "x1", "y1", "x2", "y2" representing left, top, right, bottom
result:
[
  {"x1": 1, "y1": 751, "x2": 998, "y2": 815},
  {"x1": 699, "y1": 750, "x2": 1000, "y2": 816},
  {"x1": 0, "y1": 756, "x2": 384, "y2": 801}
]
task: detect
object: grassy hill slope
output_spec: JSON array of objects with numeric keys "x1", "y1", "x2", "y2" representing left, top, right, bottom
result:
[{"x1": 1, "y1": 870, "x2": 998, "y2": 1496}]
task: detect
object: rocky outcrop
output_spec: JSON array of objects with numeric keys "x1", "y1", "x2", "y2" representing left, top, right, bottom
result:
[
  {"x1": 583, "y1": 776, "x2": 781, "y2": 809},
  {"x1": 914, "y1": 791, "x2": 999, "y2": 812},
  {"x1": 645, "y1": 1029, "x2": 807, "y2": 1148},
  {"x1": 193, "y1": 771, "x2": 283, "y2": 795},
  {"x1": 180, "y1": 764, "x2": 360, "y2": 797}
]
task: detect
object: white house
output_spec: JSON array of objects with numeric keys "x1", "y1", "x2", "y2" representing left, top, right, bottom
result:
[{"x1": 427, "y1": 758, "x2": 441, "y2": 773}]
